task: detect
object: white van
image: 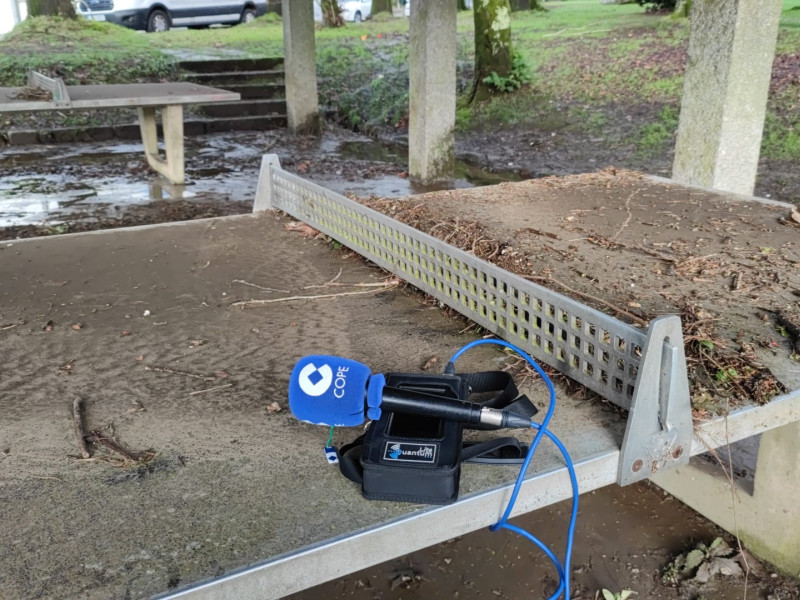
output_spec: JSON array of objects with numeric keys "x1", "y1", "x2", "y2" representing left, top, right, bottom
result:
[{"x1": 75, "y1": 0, "x2": 268, "y2": 32}]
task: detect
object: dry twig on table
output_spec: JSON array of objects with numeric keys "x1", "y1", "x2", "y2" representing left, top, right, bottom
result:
[
  {"x1": 72, "y1": 398, "x2": 91, "y2": 459},
  {"x1": 231, "y1": 282, "x2": 398, "y2": 308},
  {"x1": 232, "y1": 279, "x2": 290, "y2": 294},
  {"x1": 145, "y1": 365, "x2": 216, "y2": 381},
  {"x1": 189, "y1": 383, "x2": 234, "y2": 396},
  {"x1": 85, "y1": 430, "x2": 155, "y2": 465}
]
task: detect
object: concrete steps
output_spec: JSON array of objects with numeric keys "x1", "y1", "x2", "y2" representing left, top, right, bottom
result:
[
  {"x1": 184, "y1": 70, "x2": 285, "y2": 87},
  {"x1": 221, "y1": 83, "x2": 285, "y2": 99},
  {"x1": 180, "y1": 58, "x2": 287, "y2": 131},
  {"x1": 201, "y1": 99, "x2": 286, "y2": 118},
  {"x1": 179, "y1": 57, "x2": 284, "y2": 72},
  {"x1": 0, "y1": 58, "x2": 287, "y2": 146}
]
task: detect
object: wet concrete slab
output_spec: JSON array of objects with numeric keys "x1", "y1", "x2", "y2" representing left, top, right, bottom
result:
[{"x1": 0, "y1": 213, "x2": 624, "y2": 599}]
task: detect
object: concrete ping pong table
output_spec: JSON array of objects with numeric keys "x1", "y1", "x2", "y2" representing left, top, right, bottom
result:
[
  {"x1": 1, "y1": 156, "x2": 799, "y2": 600},
  {"x1": 0, "y1": 71, "x2": 240, "y2": 185}
]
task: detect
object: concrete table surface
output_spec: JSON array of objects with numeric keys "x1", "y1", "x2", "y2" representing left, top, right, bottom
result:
[
  {"x1": 2, "y1": 204, "x2": 798, "y2": 599},
  {"x1": 0, "y1": 213, "x2": 622, "y2": 600},
  {"x1": 0, "y1": 82, "x2": 240, "y2": 112}
]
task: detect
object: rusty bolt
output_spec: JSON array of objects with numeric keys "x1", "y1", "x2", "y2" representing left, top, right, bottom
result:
[
  {"x1": 631, "y1": 459, "x2": 643, "y2": 472},
  {"x1": 672, "y1": 446, "x2": 684, "y2": 459}
]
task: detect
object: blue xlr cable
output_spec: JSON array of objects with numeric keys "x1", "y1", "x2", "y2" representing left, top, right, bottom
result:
[{"x1": 448, "y1": 339, "x2": 579, "y2": 600}]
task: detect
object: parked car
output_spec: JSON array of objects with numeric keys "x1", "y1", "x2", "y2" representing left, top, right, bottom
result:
[
  {"x1": 340, "y1": 0, "x2": 370, "y2": 22},
  {"x1": 75, "y1": 0, "x2": 267, "y2": 32}
]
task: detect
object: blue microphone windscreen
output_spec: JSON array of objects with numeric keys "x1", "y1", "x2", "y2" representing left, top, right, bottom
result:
[
  {"x1": 288, "y1": 355, "x2": 371, "y2": 426},
  {"x1": 366, "y1": 373, "x2": 385, "y2": 421}
]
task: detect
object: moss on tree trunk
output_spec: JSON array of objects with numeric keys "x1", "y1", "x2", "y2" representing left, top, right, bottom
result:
[
  {"x1": 27, "y1": 0, "x2": 76, "y2": 18},
  {"x1": 471, "y1": 0, "x2": 512, "y2": 103},
  {"x1": 371, "y1": 0, "x2": 393, "y2": 14}
]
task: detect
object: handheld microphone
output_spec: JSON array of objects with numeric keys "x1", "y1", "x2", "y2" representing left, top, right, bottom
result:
[{"x1": 288, "y1": 355, "x2": 532, "y2": 429}]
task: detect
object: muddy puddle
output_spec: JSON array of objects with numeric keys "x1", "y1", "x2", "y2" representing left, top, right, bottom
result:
[{"x1": 0, "y1": 130, "x2": 522, "y2": 231}]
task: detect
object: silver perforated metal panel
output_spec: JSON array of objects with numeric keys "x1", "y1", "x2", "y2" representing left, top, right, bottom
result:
[{"x1": 271, "y1": 170, "x2": 647, "y2": 410}]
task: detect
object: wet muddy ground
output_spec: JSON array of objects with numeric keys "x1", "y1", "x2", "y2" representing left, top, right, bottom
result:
[
  {"x1": 1, "y1": 127, "x2": 799, "y2": 599},
  {"x1": 0, "y1": 127, "x2": 517, "y2": 238}
]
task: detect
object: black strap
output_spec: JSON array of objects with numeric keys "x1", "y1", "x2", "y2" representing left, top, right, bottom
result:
[
  {"x1": 338, "y1": 433, "x2": 366, "y2": 484},
  {"x1": 463, "y1": 370, "x2": 538, "y2": 430},
  {"x1": 461, "y1": 437, "x2": 529, "y2": 464}
]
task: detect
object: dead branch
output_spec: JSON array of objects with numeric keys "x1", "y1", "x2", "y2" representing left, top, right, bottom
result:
[
  {"x1": 85, "y1": 430, "x2": 155, "y2": 464},
  {"x1": 232, "y1": 279, "x2": 290, "y2": 293},
  {"x1": 231, "y1": 283, "x2": 398, "y2": 308},
  {"x1": 72, "y1": 398, "x2": 91, "y2": 459},
  {"x1": 145, "y1": 365, "x2": 216, "y2": 381},
  {"x1": 189, "y1": 383, "x2": 234, "y2": 396}
]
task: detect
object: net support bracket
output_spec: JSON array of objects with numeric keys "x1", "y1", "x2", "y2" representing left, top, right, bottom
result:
[
  {"x1": 28, "y1": 70, "x2": 71, "y2": 108},
  {"x1": 618, "y1": 315, "x2": 692, "y2": 485}
]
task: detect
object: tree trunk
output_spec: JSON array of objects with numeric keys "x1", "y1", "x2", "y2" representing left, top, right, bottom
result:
[
  {"x1": 471, "y1": 0, "x2": 512, "y2": 103},
  {"x1": 321, "y1": 0, "x2": 344, "y2": 26},
  {"x1": 27, "y1": 0, "x2": 76, "y2": 18},
  {"x1": 372, "y1": 0, "x2": 393, "y2": 14},
  {"x1": 673, "y1": 0, "x2": 691, "y2": 17}
]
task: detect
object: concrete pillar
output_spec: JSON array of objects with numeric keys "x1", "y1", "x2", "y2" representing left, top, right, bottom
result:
[
  {"x1": 671, "y1": 0, "x2": 781, "y2": 196},
  {"x1": 10, "y1": 0, "x2": 22, "y2": 25},
  {"x1": 408, "y1": 0, "x2": 456, "y2": 184},
  {"x1": 652, "y1": 420, "x2": 800, "y2": 576},
  {"x1": 282, "y1": 0, "x2": 320, "y2": 135},
  {"x1": 253, "y1": 154, "x2": 282, "y2": 212}
]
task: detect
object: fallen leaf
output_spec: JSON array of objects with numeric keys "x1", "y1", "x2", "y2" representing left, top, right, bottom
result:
[
  {"x1": 791, "y1": 210, "x2": 800, "y2": 224},
  {"x1": 421, "y1": 355, "x2": 438, "y2": 371},
  {"x1": 188, "y1": 339, "x2": 207, "y2": 347},
  {"x1": 136, "y1": 355, "x2": 144, "y2": 361},
  {"x1": 285, "y1": 221, "x2": 320, "y2": 238},
  {"x1": 216, "y1": 371, "x2": 229, "y2": 378},
  {"x1": 267, "y1": 402, "x2": 281, "y2": 413},
  {"x1": 43, "y1": 320, "x2": 54, "y2": 331},
  {"x1": 57, "y1": 359, "x2": 75, "y2": 375},
  {"x1": 71, "y1": 323, "x2": 83, "y2": 330},
  {"x1": 694, "y1": 557, "x2": 743, "y2": 583},
  {"x1": 120, "y1": 330, "x2": 131, "y2": 336}
]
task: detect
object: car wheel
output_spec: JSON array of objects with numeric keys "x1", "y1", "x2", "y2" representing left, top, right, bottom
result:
[
  {"x1": 240, "y1": 7, "x2": 256, "y2": 23},
  {"x1": 354, "y1": 11, "x2": 362, "y2": 23},
  {"x1": 147, "y1": 9, "x2": 170, "y2": 32}
]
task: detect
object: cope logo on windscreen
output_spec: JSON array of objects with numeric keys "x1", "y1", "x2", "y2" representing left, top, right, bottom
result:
[{"x1": 297, "y1": 363, "x2": 333, "y2": 397}]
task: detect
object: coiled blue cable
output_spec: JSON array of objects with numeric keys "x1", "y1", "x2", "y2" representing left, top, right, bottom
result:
[{"x1": 448, "y1": 339, "x2": 579, "y2": 600}]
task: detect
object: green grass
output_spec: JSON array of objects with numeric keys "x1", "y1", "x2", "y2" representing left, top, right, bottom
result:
[
  {"x1": 635, "y1": 105, "x2": 679, "y2": 158},
  {"x1": 0, "y1": 17, "x2": 175, "y2": 86},
  {"x1": 763, "y1": 109, "x2": 800, "y2": 161},
  {"x1": 1, "y1": 1, "x2": 799, "y2": 161}
]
